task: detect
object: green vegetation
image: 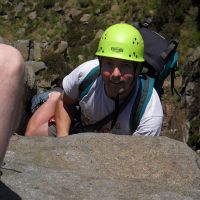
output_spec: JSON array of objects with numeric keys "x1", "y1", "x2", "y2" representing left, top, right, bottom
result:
[
  {"x1": 0, "y1": 0, "x2": 199, "y2": 71},
  {"x1": 187, "y1": 116, "x2": 200, "y2": 149},
  {"x1": 41, "y1": 0, "x2": 55, "y2": 8}
]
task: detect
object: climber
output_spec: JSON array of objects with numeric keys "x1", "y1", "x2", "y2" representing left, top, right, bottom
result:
[
  {"x1": 0, "y1": 44, "x2": 25, "y2": 166},
  {"x1": 54, "y1": 23, "x2": 163, "y2": 137},
  {"x1": 25, "y1": 88, "x2": 62, "y2": 136}
]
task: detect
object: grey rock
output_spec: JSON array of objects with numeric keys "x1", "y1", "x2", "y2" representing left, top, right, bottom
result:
[
  {"x1": 65, "y1": 8, "x2": 82, "y2": 20},
  {"x1": 0, "y1": 36, "x2": 5, "y2": 43},
  {"x1": 80, "y1": 14, "x2": 91, "y2": 23},
  {"x1": 53, "y1": 2, "x2": 64, "y2": 13},
  {"x1": 36, "y1": 74, "x2": 60, "y2": 89},
  {"x1": 55, "y1": 41, "x2": 68, "y2": 54},
  {"x1": 13, "y1": 40, "x2": 31, "y2": 61},
  {"x1": 185, "y1": 82, "x2": 195, "y2": 107},
  {"x1": 1, "y1": 134, "x2": 200, "y2": 200},
  {"x1": 78, "y1": 54, "x2": 85, "y2": 62},
  {"x1": 0, "y1": 36, "x2": 10, "y2": 44},
  {"x1": 33, "y1": 42, "x2": 42, "y2": 61},
  {"x1": 24, "y1": 62, "x2": 36, "y2": 89},
  {"x1": 28, "y1": 11, "x2": 37, "y2": 20},
  {"x1": 25, "y1": 61, "x2": 47, "y2": 74},
  {"x1": 14, "y1": 2, "x2": 24, "y2": 17},
  {"x1": 94, "y1": 29, "x2": 104, "y2": 40},
  {"x1": 190, "y1": 46, "x2": 200, "y2": 63},
  {"x1": 111, "y1": 4, "x2": 120, "y2": 14}
]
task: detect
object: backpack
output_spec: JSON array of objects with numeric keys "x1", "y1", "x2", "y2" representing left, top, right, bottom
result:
[
  {"x1": 77, "y1": 19, "x2": 179, "y2": 133},
  {"x1": 133, "y1": 18, "x2": 179, "y2": 97}
]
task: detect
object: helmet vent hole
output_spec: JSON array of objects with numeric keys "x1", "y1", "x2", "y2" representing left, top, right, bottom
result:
[
  {"x1": 129, "y1": 54, "x2": 131, "y2": 57},
  {"x1": 136, "y1": 55, "x2": 138, "y2": 58},
  {"x1": 135, "y1": 38, "x2": 137, "y2": 41},
  {"x1": 133, "y1": 41, "x2": 135, "y2": 44},
  {"x1": 137, "y1": 42, "x2": 139, "y2": 45}
]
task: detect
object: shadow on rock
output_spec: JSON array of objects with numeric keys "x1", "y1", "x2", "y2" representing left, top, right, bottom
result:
[{"x1": 0, "y1": 181, "x2": 22, "y2": 200}]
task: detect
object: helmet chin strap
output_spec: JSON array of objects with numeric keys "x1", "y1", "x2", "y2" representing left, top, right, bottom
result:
[
  {"x1": 110, "y1": 76, "x2": 138, "y2": 129},
  {"x1": 111, "y1": 93, "x2": 120, "y2": 129}
]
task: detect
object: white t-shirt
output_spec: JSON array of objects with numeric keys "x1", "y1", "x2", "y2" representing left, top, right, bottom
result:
[{"x1": 63, "y1": 59, "x2": 163, "y2": 136}]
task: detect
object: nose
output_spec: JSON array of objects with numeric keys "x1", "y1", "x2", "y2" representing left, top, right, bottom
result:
[
  {"x1": 111, "y1": 67, "x2": 121, "y2": 77},
  {"x1": 110, "y1": 67, "x2": 121, "y2": 82}
]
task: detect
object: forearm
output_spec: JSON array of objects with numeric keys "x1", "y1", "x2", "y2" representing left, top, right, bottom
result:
[{"x1": 55, "y1": 98, "x2": 71, "y2": 137}]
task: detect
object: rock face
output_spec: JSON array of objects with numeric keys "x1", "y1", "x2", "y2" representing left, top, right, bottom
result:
[
  {"x1": 1, "y1": 134, "x2": 200, "y2": 200},
  {"x1": 179, "y1": 47, "x2": 200, "y2": 149}
]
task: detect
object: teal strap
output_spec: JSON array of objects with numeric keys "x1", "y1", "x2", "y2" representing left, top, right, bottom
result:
[
  {"x1": 129, "y1": 78, "x2": 143, "y2": 132},
  {"x1": 160, "y1": 51, "x2": 179, "y2": 80},
  {"x1": 79, "y1": 65, "x2": 100, "y2": 100},
  {"x1": 130, "y1": 76, "x2": 154, "y2": 133},
  {"x1": 138, "y1": 76, "x2": 154, "y2": 120}
]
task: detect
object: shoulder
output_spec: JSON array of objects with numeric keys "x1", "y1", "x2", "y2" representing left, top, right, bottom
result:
[
  {"x1": 134, "y1": 88, "x2": 163, "y2": 136},
  {"x1": 65, "y1": 58, "x2": 99, "y2": 81},
  {"x1": 62, "y1": 59, "x2": 99, "y2": 99},
  {"x1": 77, "y1": 58, "x2": 99, "y2": 69},
  {"x1": 143, "y1": 88, "x2": 163, "y2": 118}
]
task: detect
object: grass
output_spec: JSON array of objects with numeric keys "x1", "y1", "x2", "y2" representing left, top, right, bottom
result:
[{"x1": 0, "y1": 1, "x2": 199, "y2": 72}]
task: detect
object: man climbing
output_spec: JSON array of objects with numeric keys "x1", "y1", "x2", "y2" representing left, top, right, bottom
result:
[
  {"x1": 55, "y1": 23, "x2": 163, "y2": 137},
  {"x1": 0, "y1": 44, "x2": 25, "y2": 166},
  {"x1": 25, "y1": 89, "x2": 62, "y2": 136}
]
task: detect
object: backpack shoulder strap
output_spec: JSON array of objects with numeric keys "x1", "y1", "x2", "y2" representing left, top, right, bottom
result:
[
  {"x1": 79, "y1": 65, "x2": 100, "y2": 100},
  {"x1": 130, "y1": 75, "x2": 155, "y2": 133}
]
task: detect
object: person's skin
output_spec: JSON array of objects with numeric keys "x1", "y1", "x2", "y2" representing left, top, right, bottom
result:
[
  {"x1": 0, "y1": 44, "x2": 25, "y2": 166},
  {"x1": 55, "y1": 57, "x2": 140, "y2": 137},
  {"x1": 55, "y1": 92, "x2": 78, "y2": 137},
  {"x1": 100, "y1": 57, "x2": 140, "y2": 100},
  {"x1": 25, "y1": 91, "x2": 61, "y2": 136}
]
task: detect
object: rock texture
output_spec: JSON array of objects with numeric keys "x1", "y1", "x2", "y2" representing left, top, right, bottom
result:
[
  {"x1": 1, "y1": 134, "x2": 200, "y2": 200},
  {"x1": 178, "y1": 47, "x2": 200, "y2": 149}
]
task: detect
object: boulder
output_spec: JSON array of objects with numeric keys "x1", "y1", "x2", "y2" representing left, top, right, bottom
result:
[
  {"x1": 0, "y1": 134, "x2": 200, "y2": 200},
  {"x1": 179, "y1": 46, "x2": 200, "y2": 149},
  {"x1": 33, "y1": 42, "x2": 42, "y2": 61},
  {"x1": 28, "y1": 11, "x2": 37, "y2": 20},
  {"x1": 25, "y1": 61, "x2": 47, "y2": 74},
  {"x1": 13, "y1": 40, "x2": 31, "y2": 61}
]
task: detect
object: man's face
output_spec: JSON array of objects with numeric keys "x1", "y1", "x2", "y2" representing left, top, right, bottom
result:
[{"x1": 101, "y1": 57, "x2": 139, "y2": 100}]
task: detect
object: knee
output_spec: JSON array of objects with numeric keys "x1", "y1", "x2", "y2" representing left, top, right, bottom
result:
[
  {"x1": 48, "y1": 92, "x2": 62, "y2": 102},
  {"x1": 0, "y1": 44, "x2": 25, "y2": 77}
]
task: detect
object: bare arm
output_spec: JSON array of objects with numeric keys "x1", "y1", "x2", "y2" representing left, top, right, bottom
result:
[
  {"x1": 55, "y1": 92, "x2": 78, "y2": 137},
  {"x1": 25, "y1": 91, "x2": 61, "y2": 136}
]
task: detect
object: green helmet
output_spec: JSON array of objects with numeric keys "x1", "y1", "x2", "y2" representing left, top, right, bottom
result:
[{"x1": 96, "y1": 23, "x2": 144, "y2": 62}]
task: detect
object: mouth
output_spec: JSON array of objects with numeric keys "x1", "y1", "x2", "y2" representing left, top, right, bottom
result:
[
  {"x1": 109, "y1": 81, "x2": 125, "y2": 93},
  {"x1": 109, "y1": 80, "x2": 123, "y2": 85}
]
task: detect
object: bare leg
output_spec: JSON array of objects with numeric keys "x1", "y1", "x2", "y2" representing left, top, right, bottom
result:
[
  {"x1": 0, "y1": 44, "x2": 25, "y2": 166},
  {"x1": 25, "y1": 91, "x2": 61, "y2": 136}
]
